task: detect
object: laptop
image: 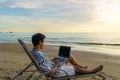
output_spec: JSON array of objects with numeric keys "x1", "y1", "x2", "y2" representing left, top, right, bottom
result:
[{"x1": 57, "y1": 46, "x2": 71, "y2": 67}]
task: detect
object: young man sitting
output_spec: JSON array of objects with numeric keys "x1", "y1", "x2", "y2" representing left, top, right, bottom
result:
[{"x1": 31, "y1": 33, "x2": 103, "y2": 77}]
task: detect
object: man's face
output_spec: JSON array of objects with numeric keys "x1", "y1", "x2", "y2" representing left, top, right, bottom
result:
[{"x1": 39, "y1": 40, "x2": 44, "y2": 49}]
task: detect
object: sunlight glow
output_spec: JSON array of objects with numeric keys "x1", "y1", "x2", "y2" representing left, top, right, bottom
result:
[
  {"x1": 95, "y1": 1, "x2": 120, "y2": 23},
  {"x1": 99, "y1": 14, "x2": 120, "y2": 22}
]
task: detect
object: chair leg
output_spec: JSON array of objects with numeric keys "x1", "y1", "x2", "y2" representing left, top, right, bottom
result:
[
  {"x1": 25, "y1": 69, "x2": 37, "y2": 80},
  {"x1": 12, "y1": 62, "x2": 33, "y2": 80},
  {"x1": 98, "y1": 74, "x2": 106, "y2": 80}
]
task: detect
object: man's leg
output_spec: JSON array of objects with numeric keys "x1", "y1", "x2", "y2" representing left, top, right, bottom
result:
[
  {"x1": 65, "y1": 55, "x2": 87, "y2": 68},
  {"x1": 66, "y1": 55, "x2": 103, "y2": 74},
  {"x1": 74, "y1": 65, "x2": 103, "y2": 74}
]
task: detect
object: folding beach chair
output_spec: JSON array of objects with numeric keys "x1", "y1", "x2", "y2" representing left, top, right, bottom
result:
[{"x1": 12, "y1": 39, "x2": 106, "y2": 80}]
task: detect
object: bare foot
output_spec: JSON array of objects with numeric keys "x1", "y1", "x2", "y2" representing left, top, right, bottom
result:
[{"x1": 92, "y1": 65, "x2": 103, "y2": 73}]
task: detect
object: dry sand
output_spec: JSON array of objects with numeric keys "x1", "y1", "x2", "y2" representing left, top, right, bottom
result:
[{"x1": 0, "y1": 43, "x2": 120, "y2": 80}]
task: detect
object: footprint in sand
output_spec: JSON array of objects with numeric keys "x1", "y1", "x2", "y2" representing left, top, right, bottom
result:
[{"x1": 2, "y1": 60, "x2": 9, "y2": 63}]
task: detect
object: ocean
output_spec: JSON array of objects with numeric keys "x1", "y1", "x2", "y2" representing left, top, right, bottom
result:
[{"x1": 0, "y1": 32, "x2": 120, "y2": 56}]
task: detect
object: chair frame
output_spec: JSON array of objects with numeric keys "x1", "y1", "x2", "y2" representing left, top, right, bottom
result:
[{"x1": 12, "y1": 39, "x2": 106, "y2": 80}]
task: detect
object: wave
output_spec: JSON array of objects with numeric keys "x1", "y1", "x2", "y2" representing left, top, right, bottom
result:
[
  {"x1": 74, "y1": 42, "x2": 120, "y2": 46},
  {"x1": 46, "y1": 38, "x2": 60, "y2": 40},
  {"x1": 46, "y1": 41, "x2": 120, "y2": 46},
  {"x1": 0, "y1": 33, "x2": 120, "y2": 47}
]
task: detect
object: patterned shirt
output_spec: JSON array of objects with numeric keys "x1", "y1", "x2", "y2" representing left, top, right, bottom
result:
[{"x1": 31, "y1": 49, "x2": 54, "y2": 73}]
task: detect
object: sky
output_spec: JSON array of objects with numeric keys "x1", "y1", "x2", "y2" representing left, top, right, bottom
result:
[{"x1": 0, "y1": 0, "x2": 120, "y2": 33}]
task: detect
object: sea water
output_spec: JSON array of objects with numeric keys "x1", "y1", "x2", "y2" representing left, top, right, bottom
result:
[{"x1": 0, "y1": 32, "x2": 120, "y2": 56}]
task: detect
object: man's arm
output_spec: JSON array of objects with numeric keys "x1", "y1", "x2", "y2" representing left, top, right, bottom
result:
[{"x1": 47, "y1": 58, "x2": 60, "y2": 76}]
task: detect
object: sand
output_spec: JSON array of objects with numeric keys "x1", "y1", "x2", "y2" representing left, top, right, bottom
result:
[{"x1": 0, "y1": 43, "x2": 120, "y2": 80}]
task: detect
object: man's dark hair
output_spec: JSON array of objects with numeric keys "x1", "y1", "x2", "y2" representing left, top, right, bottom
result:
[{"x1": 32, "y1": 33, "x2": 46, "y2": 46}]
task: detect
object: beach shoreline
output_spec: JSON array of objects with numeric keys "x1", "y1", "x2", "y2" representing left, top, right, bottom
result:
[{"x1": 0, "y1": 43, "x2": 120, "y2": 80}]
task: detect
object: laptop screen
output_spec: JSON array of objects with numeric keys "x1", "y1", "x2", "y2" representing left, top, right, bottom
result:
[{"x1": 58, "y1": 46, "x2": 71, "y2": 58}]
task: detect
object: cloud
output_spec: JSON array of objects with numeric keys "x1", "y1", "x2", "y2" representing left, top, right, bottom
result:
[
  {"x1": 0, "y1": 0, "x2": 7, "y2": 2},
  {"x1": 3, "y1": 0, "x2": 120, "y2": 32},
  {"x1": 0, "y1": 0, "x2": 44, "y2": 9},
  {"x1": 0, "y1": 16, "x2": 84, "y2": 32},
  {"x1": 0, "y1": 0, "x2": 97, "y2": 32},
  {"x1": 0, "y1": 0, "x2": 95, "y2": 22},
  {"x1": 0, "y1": 0, "x2": 94, "y2": 13}
]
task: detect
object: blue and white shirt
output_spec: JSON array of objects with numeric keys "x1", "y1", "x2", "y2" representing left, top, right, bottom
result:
[
  {"x1": 30, "y1": 49, "x2": 75, "y2": 77},
  {"x1": 31, "y1": 49, "x2": 54, "y2": 73}
]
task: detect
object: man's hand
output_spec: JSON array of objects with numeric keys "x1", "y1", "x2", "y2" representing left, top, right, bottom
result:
[
  {"x1": 47, "y1": 58, "x2": 60, "y2": 77},
  {"x1": 47, "y1": 70, "x2": 56, "y2": 77}
]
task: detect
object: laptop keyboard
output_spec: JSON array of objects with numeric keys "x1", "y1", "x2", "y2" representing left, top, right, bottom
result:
[
  {"x1": 58, "y1": 57, "x2": 66, "y2": 62},
  {"x1": 57, "y1": 57, "x2": 68, "y2": 67}
]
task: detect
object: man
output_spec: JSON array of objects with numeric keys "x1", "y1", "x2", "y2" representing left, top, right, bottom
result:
[{"x1": 31, "y1": 33, "x2": 103, "y2": 77}]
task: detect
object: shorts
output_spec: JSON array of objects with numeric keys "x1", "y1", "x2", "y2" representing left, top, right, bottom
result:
[{"x1": 53, "y1": 65, "x2": 75, "y2": 77}]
